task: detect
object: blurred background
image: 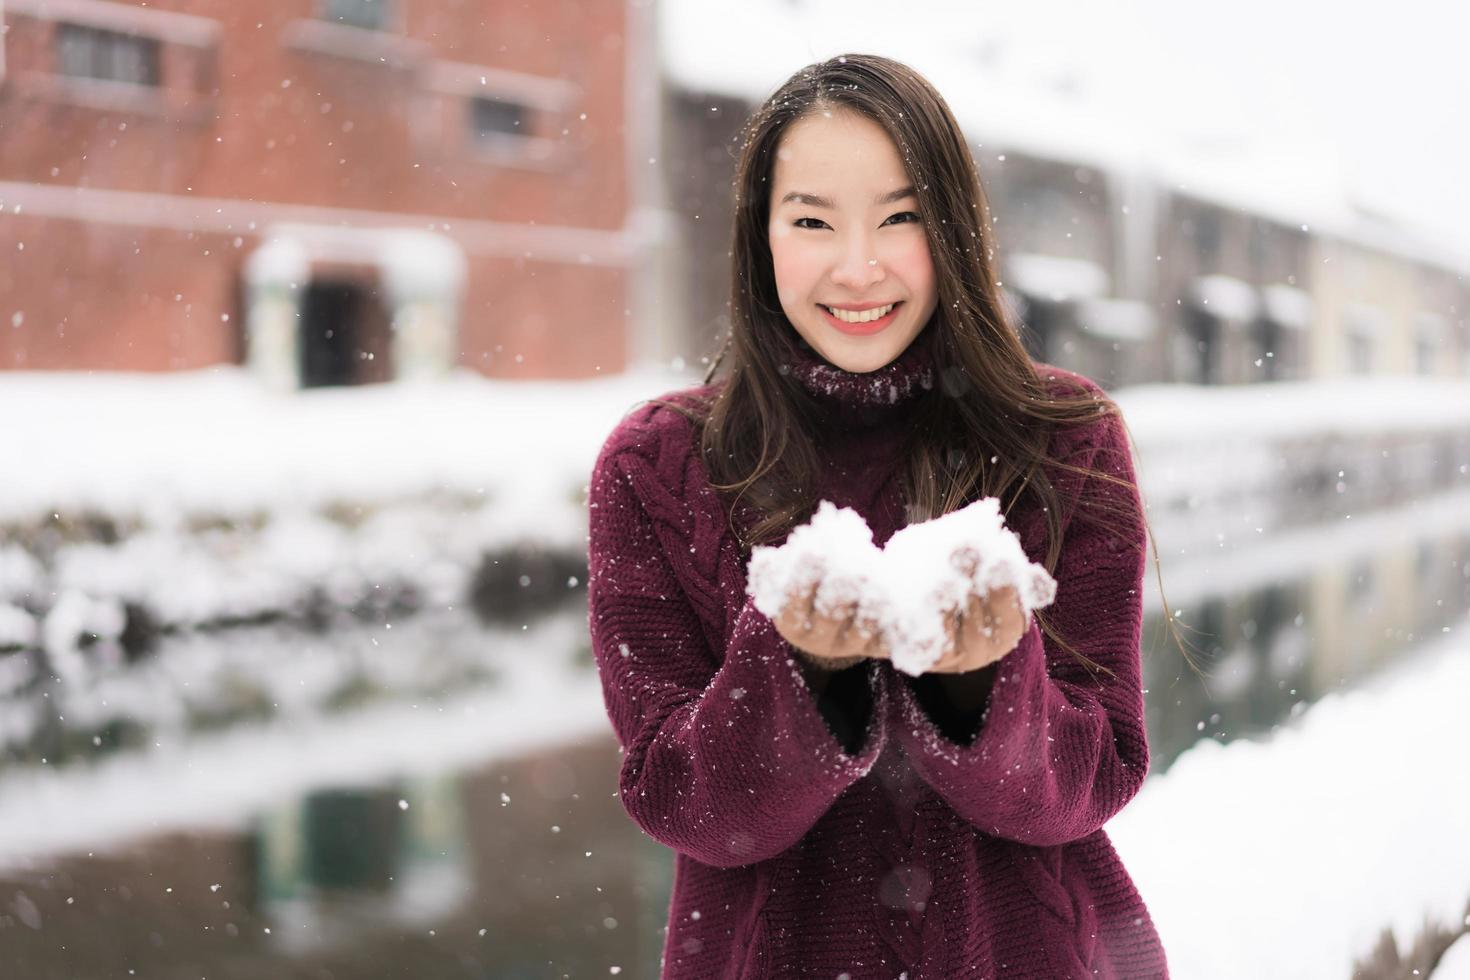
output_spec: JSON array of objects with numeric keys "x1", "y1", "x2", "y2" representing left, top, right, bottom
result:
[{"x1": 1, "y1": 1, "x2": 1468, "y2": 977}]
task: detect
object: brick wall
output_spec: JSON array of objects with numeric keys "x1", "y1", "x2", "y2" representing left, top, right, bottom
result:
[{"x1": 0, "y1": 0, "x2": 633, "y2": 379}]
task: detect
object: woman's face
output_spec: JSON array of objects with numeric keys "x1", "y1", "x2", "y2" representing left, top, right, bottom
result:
[{"x1": 767, "y1": 107, "x2": 938, "y2": 374}]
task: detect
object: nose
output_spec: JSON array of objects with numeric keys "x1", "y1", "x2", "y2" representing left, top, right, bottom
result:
[{"x1": 828, "y1": 229, "x2": 886, "y2": 291}]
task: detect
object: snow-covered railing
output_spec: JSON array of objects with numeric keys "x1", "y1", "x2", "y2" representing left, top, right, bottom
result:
[
  {"x1": 1117, "y1": 377, "x2": 1470, "y2": 560},
  {"x1": 1, "y1": 368, "x2": 1466, "y2": 664}
]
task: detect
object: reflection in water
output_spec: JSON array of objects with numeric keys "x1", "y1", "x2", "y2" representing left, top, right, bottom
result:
[
  {"x1": 0, "y1": 741, "x2": 671, "y2": 979},
  {"x1": 1143, "y1": 528, "x2": 1470, "y2": 769},
  {"x1": 1, "y1": 522, "x2": 1466, "y2": 976},
  {"x1": 257, "y1": 778, "x2": 472, "y2": 958}
]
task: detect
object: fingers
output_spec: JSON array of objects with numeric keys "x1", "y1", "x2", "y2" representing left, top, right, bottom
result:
[
  {"x1": 778, "y1": 579, "x2": 1028, "y2": 673},
  {"x1": 929, "y1": 589, "x2": 1028, "y2": 675},
  {"x1": 805, "y1": 580, "x2": 823, "y2": 618},
  {"x1": 854, "y1": 611, "x2": 891, "y2": 660},
  {"x1": 928, "y1": 646, "x2": 963, "y2": 674},
  {"x1": 832, "y1": 597, "x2": 894, "y2": 662},
  {"x1": 772, "y1": 581, "x2": 814, "y2": 642},
  {"x1": 989, "y1": 586, "x2": 1028, "y2": 647},
  {"x1": 961, "y1": 593, "x2": 995, "y2": 649},
  {"x1": 774, "y1": 582, "x2": 824, "y2": 656},
  {"x1": 801, "y1": 591, "x2": 848, "y2": 656},
  {"x1": 930, "y1": 596, "x2": 980, "y2": 674},
  {"x1": 775, "y1": 580, "x2": 884, "y2": 665},
  {"x1": 833, "y1": 606, "x2": 877, "y2": 659}
]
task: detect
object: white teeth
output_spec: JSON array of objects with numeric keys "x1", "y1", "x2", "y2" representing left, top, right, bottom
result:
[{"x1": 825, "y1": 303, "x2": 895, "y2": 324}]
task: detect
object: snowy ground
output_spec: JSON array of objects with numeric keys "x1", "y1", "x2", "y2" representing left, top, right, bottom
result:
[
  {"x1": 1111, "y1": 625, "x2": 1470, "y2": 979},
  {"x1": 0, "y1": 364, "x2": 676, "y2": 526}
]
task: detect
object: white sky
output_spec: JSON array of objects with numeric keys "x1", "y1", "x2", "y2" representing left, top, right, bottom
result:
[
  {"x1": 967, "y1": 0, "x2": 1468, "y2": 244},
  {"x1": 661, "y1": 0, "x2": 1470, "y2": 260}
]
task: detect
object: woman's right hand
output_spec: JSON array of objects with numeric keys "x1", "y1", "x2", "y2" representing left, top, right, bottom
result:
[{"x1": 772, "y1": 580, "x2": 889, "y2": 670}]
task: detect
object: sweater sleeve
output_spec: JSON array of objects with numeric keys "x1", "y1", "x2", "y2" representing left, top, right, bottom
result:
[
  {"x1": 889, "y1": 408, "x2": 1150, "y2": 847},
  {"x1": 587, "y1": 410, "x2": 888, "y2": 869}
]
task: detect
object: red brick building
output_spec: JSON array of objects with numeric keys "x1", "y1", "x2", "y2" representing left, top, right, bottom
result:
[{"x1": 0, "y1": 0, "x2": 647, "y2": 382}]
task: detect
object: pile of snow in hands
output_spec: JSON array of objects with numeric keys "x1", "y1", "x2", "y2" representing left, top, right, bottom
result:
[{"x1": 747, "y1": 498, "x2": 1055, "y2": 674}]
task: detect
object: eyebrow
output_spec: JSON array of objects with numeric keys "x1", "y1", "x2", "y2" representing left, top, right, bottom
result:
[{"x1": 778, "y1": 186, "x2": 917, "y2": 209}]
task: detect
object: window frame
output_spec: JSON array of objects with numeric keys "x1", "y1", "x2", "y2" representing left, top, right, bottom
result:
[
  {"x1": 467, "y1": 94, "x2": 532, "y2": 142},
  {"x1": 423, "y1": 61, "x2": 578, "y2": 171},
  {"x1": 54, "y1": 21, "x2": 163, "y2": 88},
  {"x1": 318, "y1": 0, "x2": 396, "y2": 33}
]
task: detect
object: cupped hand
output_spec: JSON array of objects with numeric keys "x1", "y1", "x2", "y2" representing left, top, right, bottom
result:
[
  {"x1": 772, "y1": 580, "x2": 889, "y2": 669},
  {"x1": 926, "y1": 585, "x2": 1029, "y2": 674}
]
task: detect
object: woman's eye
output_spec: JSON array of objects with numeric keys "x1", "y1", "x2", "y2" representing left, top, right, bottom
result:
[
  {"x1": 793, "y1": 217, "x2": 829, "y2": 230},
  {"x1": 882, "y1": 211, "x2": 920, "y2": 226}
]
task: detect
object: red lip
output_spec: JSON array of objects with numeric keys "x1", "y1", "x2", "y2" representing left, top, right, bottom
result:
[{"x1": 819, "y1": 301, "x2": 902, "y2": 335}]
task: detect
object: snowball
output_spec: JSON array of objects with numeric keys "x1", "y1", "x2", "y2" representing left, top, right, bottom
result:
[{"x1": 747, "y1": 499, "x2": 1056, "y2": 675}]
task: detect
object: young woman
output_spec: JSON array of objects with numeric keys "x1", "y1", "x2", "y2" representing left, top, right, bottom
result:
[{"x1": 587, "y1": 54, "x2": 1169, "y2": 978}]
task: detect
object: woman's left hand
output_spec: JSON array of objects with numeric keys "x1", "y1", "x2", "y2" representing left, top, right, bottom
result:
[{"x1": 926, "y1": 585, "x2": 1029, "y2": 674}]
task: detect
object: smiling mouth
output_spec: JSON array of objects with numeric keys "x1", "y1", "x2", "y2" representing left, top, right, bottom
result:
[{"x1": 822, "y1": 302, "x2": 899, "y2": 324}]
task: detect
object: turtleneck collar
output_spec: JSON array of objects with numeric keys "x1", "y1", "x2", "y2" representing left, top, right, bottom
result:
[{"x1": 783, "y1": 325, "x2": 937, "y2": 416}]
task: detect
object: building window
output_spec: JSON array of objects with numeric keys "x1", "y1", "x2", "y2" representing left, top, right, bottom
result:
[
  {"x1": 1188, "y1": 211, "x2": 1222, "y2": 261},
  {"x1": 1346, "y1": 332, "x2": 1373, "y2": 375},
  {"x1": 322, "y1": 0, "x2": 390, "y2": 31},
  {"x1": 55, "y1": 23, "x2": 161, "y2": 87},
  {"x1": 1342, "y1": 303, "x2": 1387, "y2": 376},
  {"x1": 469, "y1": 96, "x2": 531, "y2": 140},
  {"x1": 1348, "y1": 558, "x2": 1375, "y2": 604},
  {"x1": 1247, "y1": 218, "x2": 1271, "y2": 269},
  {"x1": 1416, "y1": 335, "x2": 1437, "y2": 375},
  {"x1": 1012, "y1": 183, "x2": 1099, "y2": 256},
  {"x1": 1414, "y1": 313, "x2": 1445, "y2": 376}
]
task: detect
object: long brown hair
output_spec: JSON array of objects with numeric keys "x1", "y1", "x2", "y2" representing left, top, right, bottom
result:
[{"x1": 672, "y1": 54, "x2": 1185, "y2": 674}]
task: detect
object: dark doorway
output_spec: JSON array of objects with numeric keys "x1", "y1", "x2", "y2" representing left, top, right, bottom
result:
[
  {"x1": 1255, "y1": 315, "x2": 1283, "y2": 381},
  {"x1": 1183, "y1": 307, "x2": 1219, "y2": 384},
  {"x1": 299, "y1": 278, "x2": 393, "y2": 387}
]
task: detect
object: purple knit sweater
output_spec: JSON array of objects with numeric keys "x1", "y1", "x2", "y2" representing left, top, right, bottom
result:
[{"x1": 587, "y1": 332, "x2": 1168, "y2": 979}]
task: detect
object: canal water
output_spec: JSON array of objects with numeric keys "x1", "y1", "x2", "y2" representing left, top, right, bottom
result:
[{"x1": 1, "y1": 496, "x2": 1467, "y2": 978}]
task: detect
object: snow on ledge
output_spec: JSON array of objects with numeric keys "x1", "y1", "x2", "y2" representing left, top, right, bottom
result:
[
  {"x1": 1004, "y1": 252, "x2": 1111, "y2": 303},
  {"x1": 1261, "y1": 283, "x2": 1314, "y2": 330},
  {"x1": 1187, "y1": 273, "x2": 1260, "y2": 321},
  {"x1": 1077, "y1": 296, "x2": 1157, "y2": 342},
  {"x1": 0, "y1": 365, "x2": 681, "y2": 525}
]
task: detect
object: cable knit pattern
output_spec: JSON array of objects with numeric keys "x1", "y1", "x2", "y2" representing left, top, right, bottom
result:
[
  {"x1": 587, "y1": 337, "x2": 1169, "y2": 978},
  {"x1": 783, "y1": 327, "x2": 937, "y2": 408}
]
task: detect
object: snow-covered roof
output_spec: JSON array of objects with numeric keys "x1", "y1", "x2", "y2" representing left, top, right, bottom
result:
[
  {"x1": 1188, "y1": 274, "x2": 1260, "y2": 322},
  {"x1": 1077, "y1": 296, "x2": 1157, "y2": 342},
  {"x1": 1004, "y1": 252, "x2": 1110, "y2": 303},
  {"x1": 659, "y1": 0, "x2": 1470, "y2": 273},
  {"x1": 1261, "y1": 284, "x2": 1313, "y2": 330}
]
